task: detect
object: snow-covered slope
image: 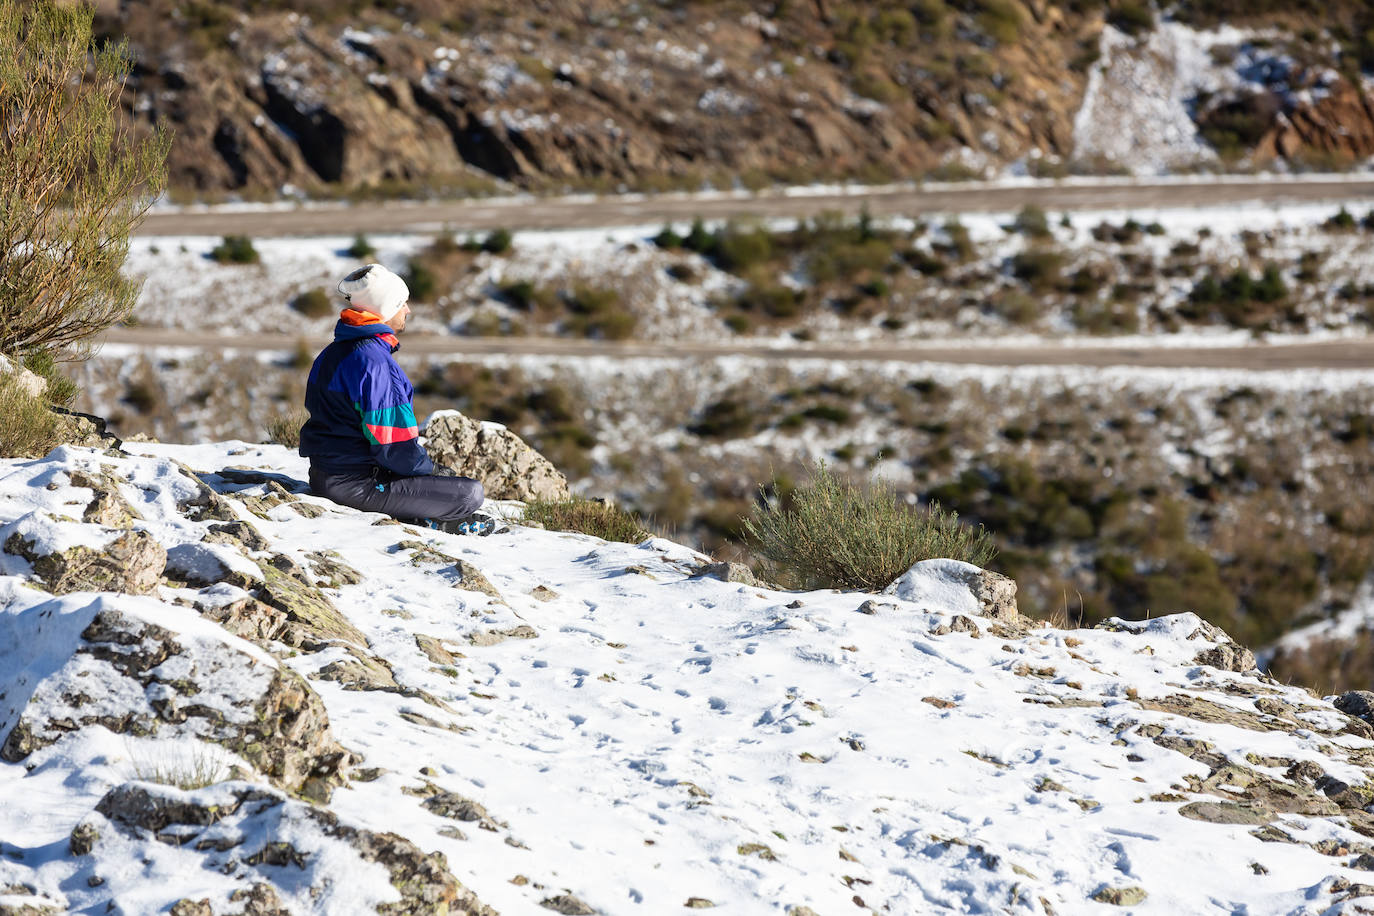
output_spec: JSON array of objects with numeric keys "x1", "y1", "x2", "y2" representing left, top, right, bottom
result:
[{"x1": 3, "y1": 443, "x2": 1374, "y2": 915}]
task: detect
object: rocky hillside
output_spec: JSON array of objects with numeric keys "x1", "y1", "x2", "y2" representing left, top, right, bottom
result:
[
  {"x1": 5, "y1": 436, "x2": 1374, "y2": 912},
  {"x1": 94, "y1": 0, "x2": 1374, "y2": 198}
]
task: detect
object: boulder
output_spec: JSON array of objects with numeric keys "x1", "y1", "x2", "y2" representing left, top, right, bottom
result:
[
  {"x1": 1336, "y1": 691, "x2": 1374, "y2": 725},
  {"x1": 253, "y1": 554, "x2": 371, "y2": 650},
  {"x1": 1186, "y1": 618, "x2": 1258, "y2": 673},
  {"x1": 883, "y1": 559, "x2": 1019, "y2": 621},
  {"x1": 6, "y1": 527, "x2": 166, "y2": 597},
  {"x1": 424, "y1": 410, "x2": 569, "y2": 502},
  {"x1": 1, "y1": 606, "x2": 353, "y2": 802},
  {"x1": 93, "y1": 781, "x2": 495, "y2": 916},
  {"x1": 0, "y1": 355, "x2": 46, "y2": 399},
  {"x1": 690, "y1": 561, "x2": 760, "y2": 588},
  {"x1": 68, "y1": 469, "x2": 142, "y2": 528}
]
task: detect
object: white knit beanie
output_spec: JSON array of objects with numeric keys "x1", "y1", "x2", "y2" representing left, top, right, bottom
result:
[{"x1": 337, "y1": 264, "x2": 410, "y2": 323}]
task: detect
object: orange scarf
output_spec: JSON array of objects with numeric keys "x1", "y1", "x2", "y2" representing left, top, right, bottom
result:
[{"x1": 340, "y1": 307, "x2": 384, "y2": 326}]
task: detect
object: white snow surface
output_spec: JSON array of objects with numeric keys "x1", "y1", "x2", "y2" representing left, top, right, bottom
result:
[{"x1": 0, "y1": 443, "x2": 1370, "y2": 913}]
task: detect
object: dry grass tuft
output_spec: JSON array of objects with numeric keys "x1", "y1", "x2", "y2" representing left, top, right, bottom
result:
[{"x1": 520, "y1": 496, "x2": 653, "y2": 544}]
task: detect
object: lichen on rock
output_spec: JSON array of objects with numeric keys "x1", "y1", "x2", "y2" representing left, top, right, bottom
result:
[
  {"x1": 425, "y1": 410, "x2": 570, "y2": 502},
  {"x1": 1, "y1": 607, "x2": 353, "y2": 802}
]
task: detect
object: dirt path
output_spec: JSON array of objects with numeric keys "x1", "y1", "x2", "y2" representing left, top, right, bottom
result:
[
  {"x1": 97, "y1": 327, "x2": 1374, "y2": 370},
  {"x1": 136, "y1": 178, "x2": 1374, "y2": 237}
]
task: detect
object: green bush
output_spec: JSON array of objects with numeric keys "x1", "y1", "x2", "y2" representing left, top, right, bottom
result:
[
  {"x1": 1011, "y1": 247, "x2": 1065, "y2": 292},
  {"x1": 521, "y1": 496, "x2": 651, "y2": 543},
  {"x1": 1010, "y1": 205, "x2": 1051, "y2": 238},
  {"x1": 290, "y1": 287, "x2": 334, "y2": 318},
  {"x1": 0, "y1": 1, "x2": 170, "y2": 359},
  {"x1": 736, "y1": 281, "x2": 803, "y2": 318},
  {"x1": 654, "y1": 224, "x2": 684, "y2": 249},
  {"x1": 1326, "y1": 207, "x2": 1357, "y2": 231},
  {"x1": 684, "y1": 218, "x2": 716, "y2": 254},
  {"x1": 688, "y1": 398, "x2": 758, "y2": 438},
  {"x1": 210, "y1": 235, "x2": 259, "y2": 264},
  {"x1": 561, "y1": 285, "x2": 636, "y2": 340},
  {"x1": 405, "y1": 261, "x2": 437, "y2": 301},
  {"x1": 1108, "y1": 1, "x2": 1155, "y2": 36},
  {"x1": 346, "y1": 234, "x2": 376, "y2": 258},
  {"x1": 481, "y1": 228, "x2": 514, "y2": 254},
  {"x1": 745, "y1": 462, "x2": 997, "y2": 591},
  {"x1": 714, "y1": 223, "x2": 774, "y2": 272},
  {"x1": 500, "y1": 279, "x2": 558, "y2": 311}
]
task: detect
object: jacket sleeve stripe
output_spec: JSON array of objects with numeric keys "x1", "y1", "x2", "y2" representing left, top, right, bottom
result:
[
  {"x1": 355, "y1": 403, "x2": 420, "y2": 445},
  {"x1": 364, "y1": 421, "x2": 420, "y2": 445}
]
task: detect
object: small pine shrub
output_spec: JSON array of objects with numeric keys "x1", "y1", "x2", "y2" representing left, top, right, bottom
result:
[
  {"x1": 1011, "y1": 205, "x2": 1051, "y2": 238},
  {"x1": 684, "y1": 217, "x2": 717, "y2": 254},
  {"x1": 481, "y1": 228, "x2": 514, "y2": 254},
  {"x1": 714, "y1": 223, "x2": 774, "y2": 272},
  {"x1": 347, "y1": 234, "x2": 376, "y2": 258},
  {"x1": 744, "y1": 463, "x2": 997, "y2": 591},
  {"x1": 210, "y1": 235, "x2": 259, "y2": 264},
  {"x1": 290, "y1": 287, "x2": 334, "y2": 318},
  {"x1": 654, "y1": 224, "x2": 684, "y2": 249},
  {"x1": 1326, "y1": 207, "x2": 1357, "y2": 231},
  {"x1": 266, "y1": 408, "x2": 308, "y2": 448},
  {"x1": 405, "y1": 261, "x2": 437, "y2": 301},
  {"x1": 521, "y1": 496, "x2": 651, "y2": 543}
]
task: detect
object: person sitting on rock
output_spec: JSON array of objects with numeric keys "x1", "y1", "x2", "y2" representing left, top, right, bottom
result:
[{"x1": 298, "y1": 264, "x2": 498, "y2": 536}]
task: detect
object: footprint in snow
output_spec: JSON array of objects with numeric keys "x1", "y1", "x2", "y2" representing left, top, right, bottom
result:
[{"x1": 708, "y1": 696, "x2": 728, "y2": 713}]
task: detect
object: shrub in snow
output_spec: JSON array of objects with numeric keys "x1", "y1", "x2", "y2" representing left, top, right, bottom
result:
[
  {"x1": 520, "y1": 495, "x2": 651, "y2": 544},
  {"x1": 210, "y1": 235, "x2": 260, "y2": 265},
  {"x1": 744, "y1": 462, "x2": 997, "y2": 591},
  {"x1": 290, "y1": 287, "x2": 333, "y2": 318}
]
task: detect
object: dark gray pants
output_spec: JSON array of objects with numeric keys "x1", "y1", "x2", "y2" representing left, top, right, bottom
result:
[{"x1": 308, "y1": 467, "x2": 484, "y2": 524}]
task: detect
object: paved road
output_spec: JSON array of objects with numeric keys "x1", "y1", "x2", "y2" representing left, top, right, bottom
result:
[
  {"x1": 96, "y1": 327, "x2": 1374, "y2": 370},
  {"x1": 136, "y1": 178, "x2": 1374, "y2": 238}
]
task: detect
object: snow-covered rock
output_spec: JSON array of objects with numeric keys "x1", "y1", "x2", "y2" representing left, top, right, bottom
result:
[
  {"x1": 424, "y1": 409, "x2": 570, "y2": 502},
  {"x1": 883, "y1": 557, "x2": 1020, "y2": 621},
  {"x1": 2, "y1": 442, "x2": 1373, "y2": 914}
]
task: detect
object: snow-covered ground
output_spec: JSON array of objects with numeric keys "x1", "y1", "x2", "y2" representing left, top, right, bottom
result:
[{"x1": 2, "y1": 443, "x2": 1374, "y2": 914}]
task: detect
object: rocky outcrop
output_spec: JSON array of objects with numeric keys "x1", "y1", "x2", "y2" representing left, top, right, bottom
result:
[
  {"x1": 5, "y1": 527, "x2": 166, "y2": 597},
  {"x1": 93, "y1": 781, "x2": 495, "y2": 916},
  {"x1": 1257, "y1": 80, "x2": 1374, "y2": 166},
  {"x1": 424, "y1": 410, "x2": 569, "y2": 502},
  {"x1": 101, "y1": 4, "x2": 1096, "y2": 196},
  {"x1": 1, "y1": 607, "x2": 353, "y2": 802},
  {"x1": 690, "y1": 562, "x2": 763, "y2": 588},
  {"x1": 884, "y1": 559, "x2": 1019, "y2": 622}
]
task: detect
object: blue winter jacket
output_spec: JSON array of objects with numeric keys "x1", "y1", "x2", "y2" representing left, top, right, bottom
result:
[{"x1": 298, "y1": 321, "x2": 434, "y2": 477}]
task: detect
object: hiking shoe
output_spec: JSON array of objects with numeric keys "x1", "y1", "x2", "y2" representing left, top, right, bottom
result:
[{"x1": 438, "y1": 513, "x2": 501, "y2": 536}]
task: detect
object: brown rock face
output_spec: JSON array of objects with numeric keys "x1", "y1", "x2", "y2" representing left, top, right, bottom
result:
[
  {"x1": 1261, "y1": 81, "x2": 1374, "y2": 166},
  {"x1": 101, "y1": 5, "x2": 1096, "y2": 196},
  {"x1": 425, "y1": 411, "x2": 569, "y2": 502}
]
